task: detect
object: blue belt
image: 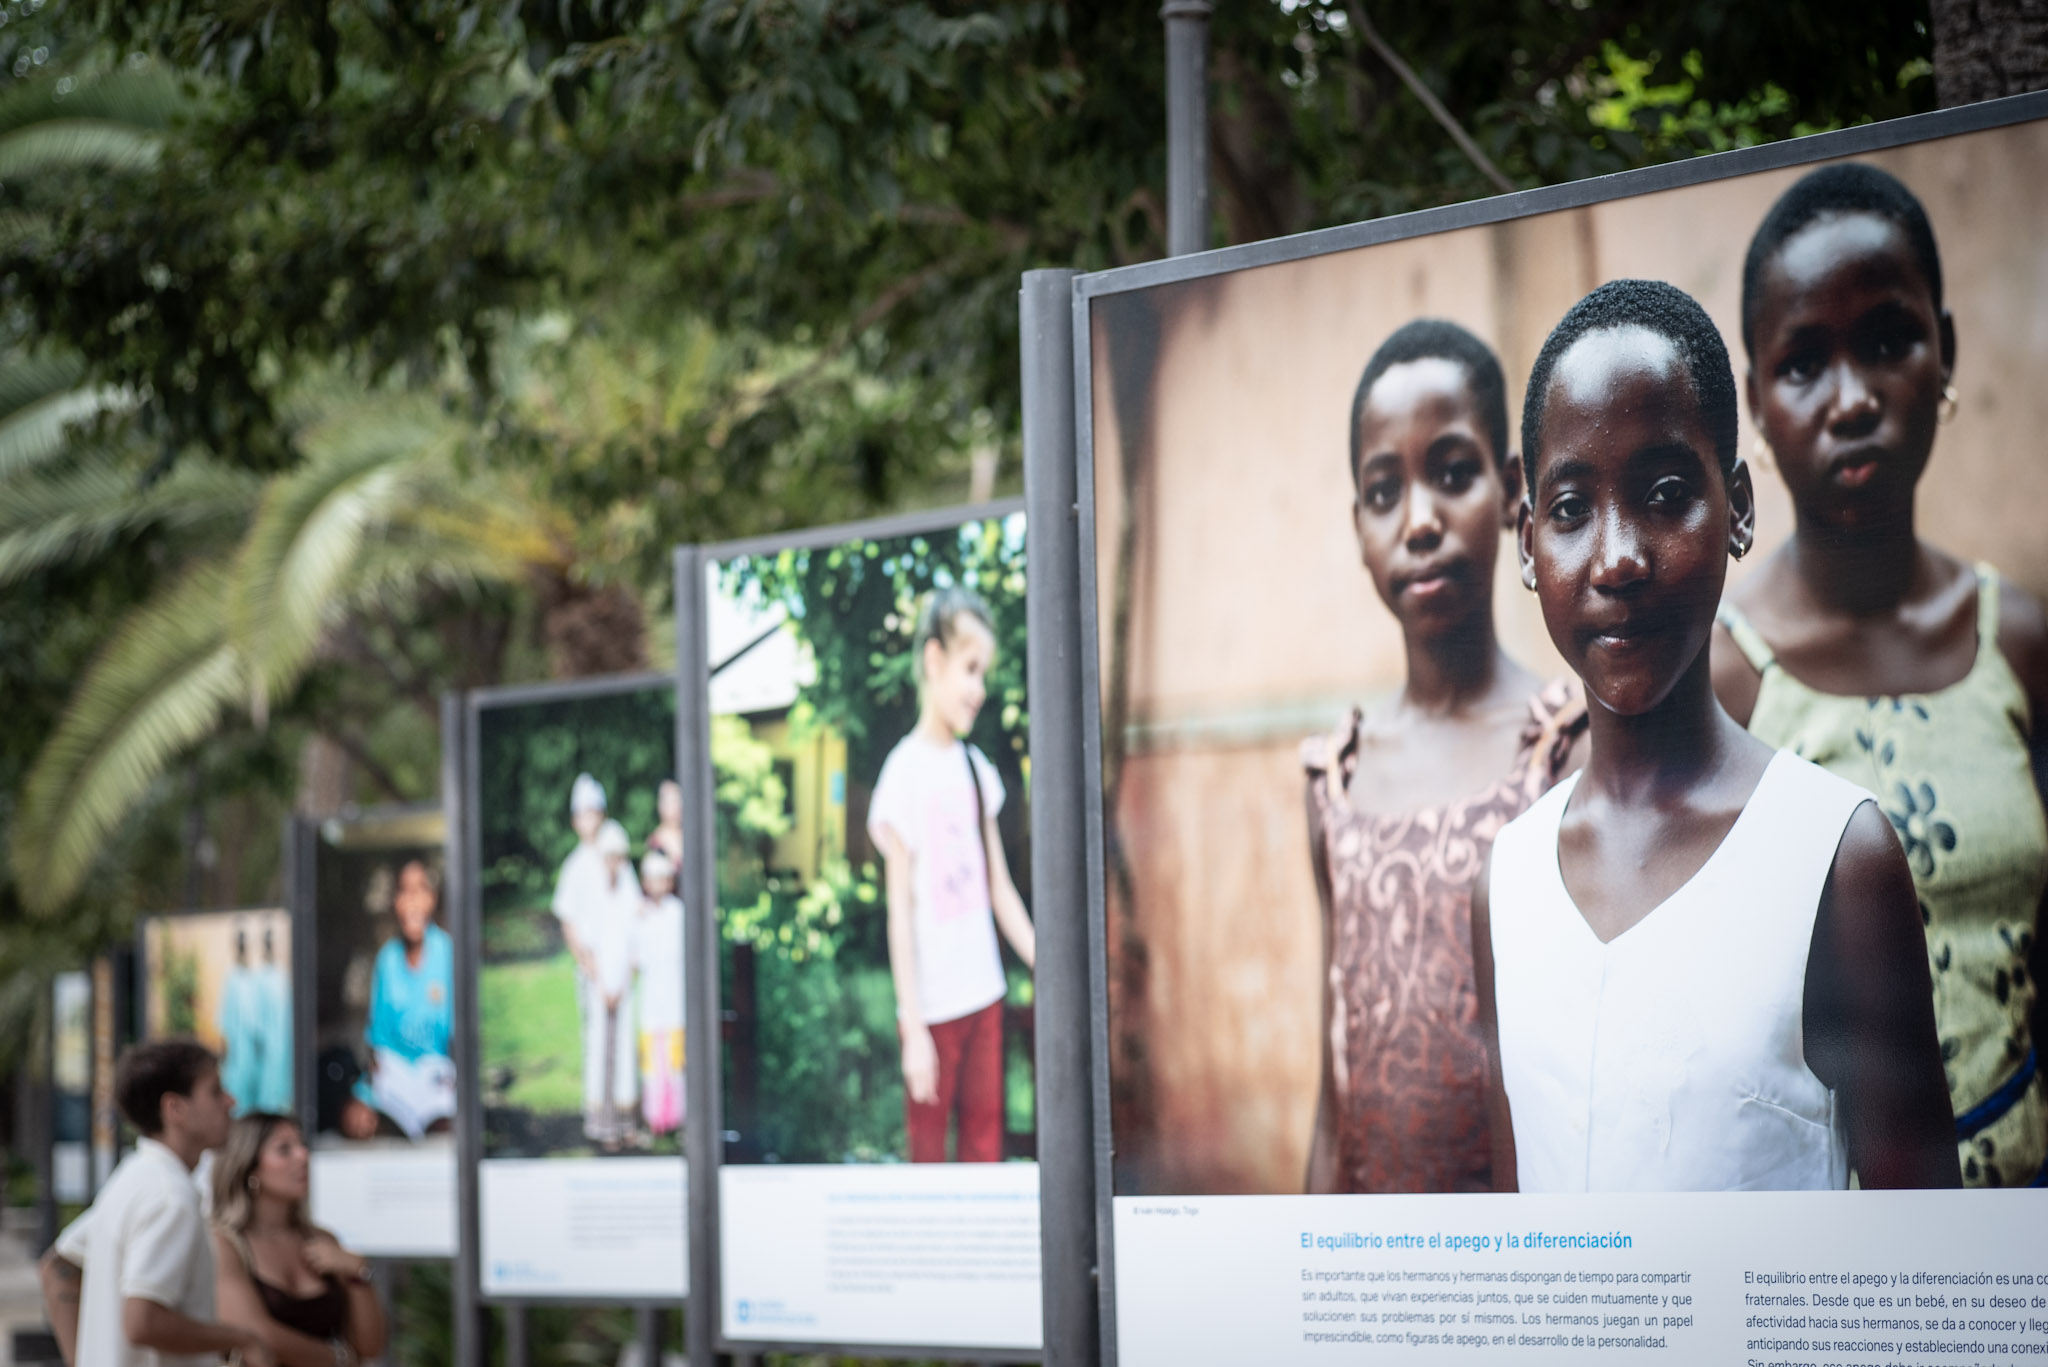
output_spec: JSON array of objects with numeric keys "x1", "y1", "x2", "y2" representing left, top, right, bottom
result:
[{"x1": 1955, "y1": 1046, "x2": 2037, "y2": 1141}]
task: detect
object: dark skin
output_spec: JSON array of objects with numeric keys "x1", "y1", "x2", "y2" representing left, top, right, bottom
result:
[
  {"x1": 1712, "y1": 211, "x2": 2048, "y2": 1054},
  {"x1": 1472, "y1": 324, "x2": 1958, "y2": 1190},
  {"x1": 1304, "y1": 355, "x2": 1576, "y2": 1192}
]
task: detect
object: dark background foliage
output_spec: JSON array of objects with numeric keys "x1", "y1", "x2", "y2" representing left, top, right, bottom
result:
[{"x1": 477, "y1": 684, "x2": 678, "y2": 938}]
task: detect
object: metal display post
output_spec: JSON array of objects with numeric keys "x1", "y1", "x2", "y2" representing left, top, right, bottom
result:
[
  {"x1": 504, "y1": 1305, "x2": 527, "y2": 1367},
  {"x1": 1021, "y1": 269, "x2": 1095, "y2": 1367},
  {"x1": 1161, "y1": 0, "x2": 1211, "y2": 256},
  {"x1": 446, "y1": 691, "x2": 491, "y2": 1367},
  {"x1": 36, "y1": 988, "x2": 56, "y2": 1253},
  {"x1": 674, "y1": 544, "x2": 723, "y2": 1367},
  {"x1": 286, "y1": 818, "x2": 319, "y2": 1141},
  {"x1": 636, "y1": 1305, "x2": 663, "y2": 1365}
]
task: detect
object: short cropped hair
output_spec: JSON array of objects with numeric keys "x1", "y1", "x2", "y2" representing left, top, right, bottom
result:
[
  {"x1": 1740, "y1": 162, "x2": 1943, "y2": 354},
  {"x1": 115, "y1": 1038, "x2": 217, "y2": 1135},
  {"x1": 1520, "y1": 279, "x2": 1739, "y2": 494},
  {"x1": 1348, "y1": 319, "x2": 1511, "y2": 481}
]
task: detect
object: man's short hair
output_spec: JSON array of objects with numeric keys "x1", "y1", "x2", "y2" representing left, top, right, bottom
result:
[{"x1": 115, "y1": 1038, "x2": 217, "y2": 1135}]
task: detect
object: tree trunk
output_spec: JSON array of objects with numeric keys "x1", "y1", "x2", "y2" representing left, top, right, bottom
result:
[
  {"x1": 1930, "y1": 0, "x2": 2048, "y2": 106},
  {"x1": 295, "y1": 733, "x2": 354, "y2": 817},
  {"x1": 539, "y1": 574, "x2": 649, "y2": 679}
]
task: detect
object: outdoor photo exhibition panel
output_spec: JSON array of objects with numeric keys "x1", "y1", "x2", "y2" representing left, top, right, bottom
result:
[
  {"x1": 463, "y1": 672, "x2": 687, "y2": 1302},
  {"x1": 292, "y1": 806, "x2": 458, "y2": 1258},
  {"x1": 51, "y1": 970, "x2": 91, "y2": 1203},
  {"x1": 137, "y1": 907, "x2": 295, "y2": 1119},
  {"x1": 1065, "y1": 95, "x2": 2048, "y2": 1365},
  {"x1": 679, "y1": 500, "x2": 1043, "y2": 1359}
]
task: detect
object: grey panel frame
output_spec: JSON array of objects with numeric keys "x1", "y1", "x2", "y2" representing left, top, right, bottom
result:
[
  {"x1": 1020, "y1": 269, "x2": 1096, "y2": 1367},
  {"x1": 679, "y1": 498, "x2": 1042, "y2": 1363},
  {"x1": 445, "y1": 691, "x2": 492, "y2": 1367},
  {"x1": 675, "y1": 545, "x2": 718, "y2": 1367},
  {"x1": 287, "y1": 817, "x2": 318, "y2": 1140},
  {"x1": 1065, "y1": 92, "x2": 2048, "y2": 1367},
  {"x1": 458, "y1": 670, "x2": 689, "y2": 1309}
]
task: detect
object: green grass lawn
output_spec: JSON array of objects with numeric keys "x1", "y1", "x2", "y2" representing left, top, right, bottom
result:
[{"x1": 479, "y1": 951, "x2": 583, "y2": 1117}]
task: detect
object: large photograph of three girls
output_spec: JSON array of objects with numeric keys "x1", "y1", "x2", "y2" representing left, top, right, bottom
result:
[{"x1": 1091, "y1": 117, "x2": 2048, "y2": 1198}]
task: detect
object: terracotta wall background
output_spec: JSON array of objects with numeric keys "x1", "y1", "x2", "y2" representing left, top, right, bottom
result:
[{"x1": 1090, "y1": 119, "x2": 2048, "y2": 1195}]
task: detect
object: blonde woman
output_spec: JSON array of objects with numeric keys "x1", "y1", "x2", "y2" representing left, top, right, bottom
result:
[{"x1": 211, "y1": 1113, "x2": 386, "y2": 1366}]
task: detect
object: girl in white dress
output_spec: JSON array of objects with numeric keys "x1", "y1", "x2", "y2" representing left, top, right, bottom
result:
[
  {"x1": 1472, "y1": 279, "x2": 1957, "y2": 1191},
  {"x1": 635, "y1": 849, "x2": 686, "y2": 1137}
]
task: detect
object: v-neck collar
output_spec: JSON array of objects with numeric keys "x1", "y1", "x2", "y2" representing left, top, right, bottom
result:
[{"x1": 1546, "y1": 750, "x2": 1787, "y2": 948}]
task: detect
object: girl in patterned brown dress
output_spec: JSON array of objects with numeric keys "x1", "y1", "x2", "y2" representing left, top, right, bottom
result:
[{"x1": 1304, "y1": 320, "x2": 1584, "y2": 1194}]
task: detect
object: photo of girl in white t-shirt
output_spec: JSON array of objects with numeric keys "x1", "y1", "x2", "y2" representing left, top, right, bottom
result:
[{"x1": 866, "y1": 587, "x2": 1036, "y2": 1162}]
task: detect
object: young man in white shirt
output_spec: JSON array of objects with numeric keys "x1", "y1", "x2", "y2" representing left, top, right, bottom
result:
[{"x1": 39, "y1": 1039, "x2": 276, "y2": 1367}]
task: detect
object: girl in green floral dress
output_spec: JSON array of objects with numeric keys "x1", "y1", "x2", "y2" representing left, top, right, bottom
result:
[{"x1": 1713, "y1": 163, "x2": 2048, "y2": 1186}]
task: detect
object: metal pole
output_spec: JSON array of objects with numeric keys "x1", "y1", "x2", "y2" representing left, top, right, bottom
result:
[
  {"x1": 1162, "y1": 0, "x2": 1212, "y2": 256},
  {"x1": 635, "y1": 1305, "x2": 662, "y2": 1366},
  {"x1": 445, "y1": 692, "x2": 491, "y2": 1367},
  {"x1": 286, "y1": 818, "x2": 318, "y2": 1142},
  {"x1": 675, "y1": 546, "x2": 723, "y2": 1367},
  {"x1": 504, "y1": 1305, "x2": 528, "y2": 1367},
  {"x1": 1021, "y1": 268, "x2": 1096, "y2": 1367},
  {"x1": 37, "y1": 984, "x2": 57, "y2": 1254},
  {"x1": 368, "y1": 1261, "x2": 396, "y2": 1367}
]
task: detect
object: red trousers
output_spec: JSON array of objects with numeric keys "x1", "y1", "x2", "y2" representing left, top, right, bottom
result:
[{"x1": 903, "y1": 1000, "x2": 1004, "y2": 1163}]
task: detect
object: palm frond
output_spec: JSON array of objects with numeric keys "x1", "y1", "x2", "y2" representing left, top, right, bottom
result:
[
  {"x1": 0, "y1": 119, "x2": 165, "y2": 178},
  {"x1": 0, "y1": 356, "x2": 135, "y2": 481},
  {"x1": 0, "y1": 453, "x2": 257, "y2": 586},
  {"x1": 0, "y1": 353, "x2": 87, "y2": 420},
  {"x1": 229, "y1": 395, "x2": 470, "y2": 723},
  {"x1": 11, "y1": 563, "x2": 242, "y2": 915},
  {"x1": 0, "y1": 64, "x2": 184, "y2": 138}
]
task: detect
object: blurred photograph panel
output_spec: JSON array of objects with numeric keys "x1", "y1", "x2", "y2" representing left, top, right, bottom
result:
[
  {"x1": 706, "y1": 509, "x2": 1041, "y2": 1354},
  {"x1": 305, "y1": 807, "x2": 458, "y2": 1257},
  {"x1": 472, "y1": 677, "x2": 686, "y2": 1299},
  {"x1": 51, "y1": 970, "x2": 91, "y2": 1203},
  {"x1": 140, "y1": 909, "x2": 294, "y2": 1117},
  {"x1": 1091, "y1": 117, "x2": 2048, "y2": 1203}
]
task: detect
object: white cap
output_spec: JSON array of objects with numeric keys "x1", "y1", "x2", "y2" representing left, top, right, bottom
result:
[
  {"x1": 597, "y1": 819, "x2": 630, "y2": 856},
  {"x1": 570, "y1": 772, "x2": 606, "y2": 814},
  {"x1": 640, "y1": 850, "x2": 674, "y2": 884}
]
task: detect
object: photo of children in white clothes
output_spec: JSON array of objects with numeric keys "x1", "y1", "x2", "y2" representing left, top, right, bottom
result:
[
  {"x1": 478, "y1": 680, "x2": 685, "y2": 1160},
  {"x1": 538, "y1": 772, "x2": 688, "y2": 1150}
]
